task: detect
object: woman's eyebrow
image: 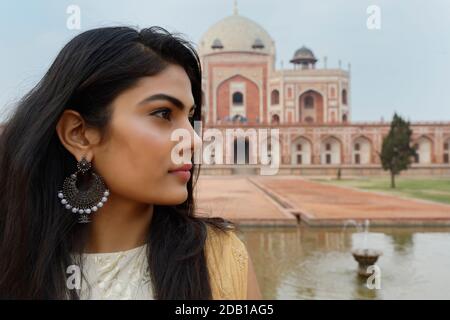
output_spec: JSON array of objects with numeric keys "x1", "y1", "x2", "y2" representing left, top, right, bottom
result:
[{"x1": 138, "y1": 93, "x2": 195, "y2": 111}]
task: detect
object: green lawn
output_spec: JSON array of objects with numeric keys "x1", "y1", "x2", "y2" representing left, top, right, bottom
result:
[{"x1": 310, "y1": 177, "x2": 450, "y2": 205}]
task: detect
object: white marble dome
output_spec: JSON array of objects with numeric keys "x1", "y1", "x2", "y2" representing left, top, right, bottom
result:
[{"x1": 199, "y1": 12, "x2": 275, "y2": 56}]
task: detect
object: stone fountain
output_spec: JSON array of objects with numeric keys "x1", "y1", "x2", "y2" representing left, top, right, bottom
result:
[
  {"x1": 344, "y1": 219, "x2": 383, "y2": 277},
  {"x1": 352, "y1": 248, "x2": 382, "y2": 277}
]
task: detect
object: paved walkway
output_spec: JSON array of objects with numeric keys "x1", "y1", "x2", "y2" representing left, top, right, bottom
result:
[
  {"x1": 195, "y1": 175, "x2": 450, "y2": 227},
  {"x1": 194, "y1": 176, "x2": 297, "y2": 226}
]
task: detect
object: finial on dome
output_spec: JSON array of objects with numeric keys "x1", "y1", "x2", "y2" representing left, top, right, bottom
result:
[{"x1": 233, "y1": 0, "x2": 238, "y2": 15}]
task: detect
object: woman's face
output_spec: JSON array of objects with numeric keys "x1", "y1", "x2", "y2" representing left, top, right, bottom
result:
[{"x1": 92, "y1": 64, "x2": 202, "y2": 205}]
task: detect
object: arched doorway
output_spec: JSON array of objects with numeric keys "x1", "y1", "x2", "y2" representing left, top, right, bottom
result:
[
  {"x1": 342, "y1": 89, "x2": 348, "y2": 105},
  {"x1": 298, "y1": 90, "x2": 324, "y2": 123},
  {"x1": 271, "y1": 90, "x2": 280, "y2": 105},
  {"x1": 321, "y1": 137, "x2": 342, "y2": 164},
  {"x1": 271, "y1": 114, "x2": 280, "y2": 124},
  {"x1": 232, "y1": 92, "x2": 243, "y2": 105},
  {"x1": 444, "y1": 139, "x2": 449, "y2": 164},
  {"x1": 414, "y1": 137, "x2": 432, "y2": 164},
  {"x1": 291, "y1": 137, "x2": 312, "y2": 165},
  {"x1": 233, "y1": 138, "x2": 250, "y2": 164},
  {"x1": 352, "y1": 137, "x2": 372, "y2": 164}
]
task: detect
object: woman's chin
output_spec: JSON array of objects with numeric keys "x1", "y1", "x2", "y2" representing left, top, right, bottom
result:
[
  {"x1": 173, "y1": 188, "x2": 189, "y2": 204},
  {"x1": 157, "y1": 187, "x2": 189, "y2": 205}
]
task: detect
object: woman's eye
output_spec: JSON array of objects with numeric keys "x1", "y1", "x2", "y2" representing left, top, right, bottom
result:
[{"x1": 150, "y1": 108, "x2": 172, "y2": 121}]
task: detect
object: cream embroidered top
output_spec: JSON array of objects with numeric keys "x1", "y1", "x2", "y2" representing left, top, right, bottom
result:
[
  {"x1": 74, "y1": 225, "x2": 248, "y2": 300},
  {"x1": 77, "y1": 243, "x2": 153, "y2": 300}
]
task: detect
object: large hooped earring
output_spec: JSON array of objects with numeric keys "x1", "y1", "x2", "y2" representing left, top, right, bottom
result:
[{"x1": 57, "y1": 156, "x2": 109, "y2": 223}]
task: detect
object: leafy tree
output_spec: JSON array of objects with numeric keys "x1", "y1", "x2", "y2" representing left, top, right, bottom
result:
[{"x1": 379, "y1": 113, "x2": 417, "y2": 188}]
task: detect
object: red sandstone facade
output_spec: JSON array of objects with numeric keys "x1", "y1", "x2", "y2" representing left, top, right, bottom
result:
[{"x1": 198, "y1": 10, "x2": 450, "y2": 174}]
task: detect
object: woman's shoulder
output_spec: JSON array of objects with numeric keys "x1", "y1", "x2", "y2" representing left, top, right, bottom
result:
[
  {"x1": 204, "y1": 223, "x2": 249, "y2": 300},
  {"x1": 205, "y1": 224, "x2": 247, "y2": 264}
]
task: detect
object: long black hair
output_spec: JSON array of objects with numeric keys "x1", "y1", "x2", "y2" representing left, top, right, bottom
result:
[{"x1": 0, "y1": 26, "x2": 234, "y2": 299}]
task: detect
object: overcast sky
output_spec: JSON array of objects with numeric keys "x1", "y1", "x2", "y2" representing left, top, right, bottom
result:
[{"x1": 1, "y1": 0, "x2": 449, "y2": 122}]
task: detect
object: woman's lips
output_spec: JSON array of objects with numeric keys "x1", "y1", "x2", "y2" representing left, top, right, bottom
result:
[
  {"x1": 168, "y1": 164, "x2": 192, "y2": 182},
  {"x1": 169, "y1": 164, "x2": 193, "y2": 172},
  {"x1": 169, "y1": 170, "x2": 191, "y2": 182}
]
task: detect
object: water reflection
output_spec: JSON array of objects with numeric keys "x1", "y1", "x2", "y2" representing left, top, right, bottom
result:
[{"x1": 236, "y1": 226, "x2": 450, "y2": 299}]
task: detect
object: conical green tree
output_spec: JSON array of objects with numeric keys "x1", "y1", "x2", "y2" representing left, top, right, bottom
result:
[{"x1": 380, "y1": 113, "x2": 417, "y2": 188}]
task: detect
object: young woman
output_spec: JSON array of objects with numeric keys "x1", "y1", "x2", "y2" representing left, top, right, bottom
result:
[{"x1": 0, "y1": 26, "x2": 261, "y2": 300}]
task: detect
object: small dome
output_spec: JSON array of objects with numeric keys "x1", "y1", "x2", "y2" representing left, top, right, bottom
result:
[
  {"x1": 211, "y1": 38, "x2": 224, "y2": 49},
  {"x1": 252, "y1": 38, "x2": 265, "y2": 49},
  {"x1": 290, "y1": 46, "x2": 317, "y2": 64}
]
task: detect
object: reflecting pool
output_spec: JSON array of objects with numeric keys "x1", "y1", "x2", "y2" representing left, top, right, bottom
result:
[{"x1": 238, "y1": 226, "x2": 450, "y2": 299}]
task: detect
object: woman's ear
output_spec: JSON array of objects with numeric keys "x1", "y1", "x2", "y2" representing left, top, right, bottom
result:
[{"x1": 55, "y1": 109, "x2": 100, "y2": 162}]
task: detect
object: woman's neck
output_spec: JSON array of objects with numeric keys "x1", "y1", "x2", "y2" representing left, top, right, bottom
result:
[{"x1": 84, "y1": 193, "x2": 154, "y2": 253}]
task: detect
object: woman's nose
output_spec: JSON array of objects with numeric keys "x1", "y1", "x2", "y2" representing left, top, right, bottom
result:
[{"x1": 177, "y1": 120, "x2": 203, "y2": 161}]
